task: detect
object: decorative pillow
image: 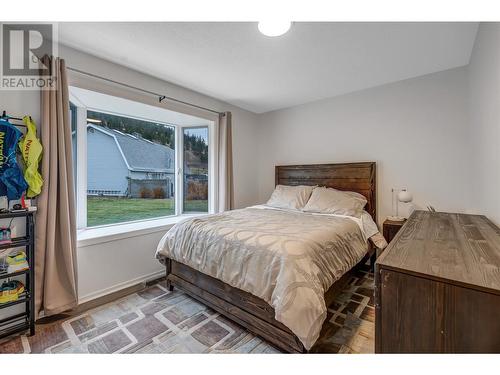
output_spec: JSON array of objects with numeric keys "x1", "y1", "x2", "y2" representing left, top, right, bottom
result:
[
  {"x1": 302, "y1": 187, "x2": 367, "y2": 217},
  {"x1": 370, "y1": 232, "x2": 388, "y2": 250},
  {"x1": 266, "y1": 185, "x2": 315, "y2": 210}
]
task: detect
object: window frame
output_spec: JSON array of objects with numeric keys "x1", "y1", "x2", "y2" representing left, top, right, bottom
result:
[{"x1": 69, "y1": 85, "x2": 218, "y2": 233}]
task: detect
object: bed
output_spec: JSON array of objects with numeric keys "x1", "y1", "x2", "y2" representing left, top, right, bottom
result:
[{"x1": 156, "y1": 162, "x2": 377, "y2": 353}]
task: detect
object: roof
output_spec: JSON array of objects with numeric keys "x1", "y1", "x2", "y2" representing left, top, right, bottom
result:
[{"x1": 89, "y1": 124, "x2": 175, "y2": 173}]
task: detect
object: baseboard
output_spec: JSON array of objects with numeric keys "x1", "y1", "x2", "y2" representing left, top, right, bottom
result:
[{"x1": 78, "y1": 270, "x2": 166, "y2": 305}]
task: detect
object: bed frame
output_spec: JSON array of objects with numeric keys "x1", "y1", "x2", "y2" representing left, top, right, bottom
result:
[{"x1": 164, "y1": 162, "x2": 377, "y2": 353}]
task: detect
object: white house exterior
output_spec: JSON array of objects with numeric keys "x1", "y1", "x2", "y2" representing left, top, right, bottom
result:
[{"x1": 85, "y1": 124, "x2": 175, "y2": 197}]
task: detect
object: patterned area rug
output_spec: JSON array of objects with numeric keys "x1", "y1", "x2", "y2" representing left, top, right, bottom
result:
[{"x1": 0, "y1": 265, "x2": 374, "y2": 354}]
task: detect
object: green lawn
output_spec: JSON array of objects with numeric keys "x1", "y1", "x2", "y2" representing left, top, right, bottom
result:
[{"x1": 87, "y1": 197, "x2": 208, "y2": 227}]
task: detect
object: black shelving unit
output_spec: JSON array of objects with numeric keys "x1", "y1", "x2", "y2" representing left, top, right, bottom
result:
[{"x1": 0, "y1": 211, "x2": 35, "y2": 339}]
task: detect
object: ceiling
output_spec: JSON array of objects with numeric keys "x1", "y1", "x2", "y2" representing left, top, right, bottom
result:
[{"x1": 59, "y1": 22, "x2": 479, "y2": 113}]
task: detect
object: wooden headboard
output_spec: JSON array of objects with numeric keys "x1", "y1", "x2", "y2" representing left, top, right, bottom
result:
[{"x1": 275, "y1": 162, "x2": 377, "y2": 222}]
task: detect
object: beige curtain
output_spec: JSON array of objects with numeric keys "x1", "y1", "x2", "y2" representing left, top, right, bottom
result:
[
  {"x1": 217, "y1": 112, "x2": 234, "y2": 212},
  {"x1": 35, "y1": 57, "x2": 78, "y2": 318}
]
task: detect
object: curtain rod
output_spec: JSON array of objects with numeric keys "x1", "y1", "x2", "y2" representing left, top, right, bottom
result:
[{"x1": 67, "y1": 67, "x2": 224, "y2": 116}]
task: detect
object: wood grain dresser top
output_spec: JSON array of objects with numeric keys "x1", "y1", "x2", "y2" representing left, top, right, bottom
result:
[{"x1": 376, "y1": 210, "x2": 500, "y2": 294}]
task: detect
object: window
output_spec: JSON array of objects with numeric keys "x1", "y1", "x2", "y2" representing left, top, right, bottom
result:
[
  {"x1": 70, "y1": 86, "x2": 215, "y2": 229},
  {"x1": 183, "y1": 127, "x2": 209, "y2": 213},
  {"x1": 84, "y1": 110, "x2": 176, "y2": 227}
]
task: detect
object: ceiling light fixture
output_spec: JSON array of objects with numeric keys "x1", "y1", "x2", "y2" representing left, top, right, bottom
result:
[{"x1": 258, "y1": 21, "x2": 292, "y2": 37}]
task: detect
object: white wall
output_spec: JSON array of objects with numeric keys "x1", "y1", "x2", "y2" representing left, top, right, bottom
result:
[
  {"x1": 257, "y1": 67, "x2": 473, "y2": 224},
  {"x1": 77, "y1": 230, "x2": 167, "y2": 302},
  {"x1": 467, "y1": 23, "x2": 500, "y2": 226}
]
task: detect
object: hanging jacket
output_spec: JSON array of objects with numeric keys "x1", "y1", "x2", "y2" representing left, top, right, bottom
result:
[
  {"x1": 0, "y1": 118, "x2": 28, "y2": 200},
  {"x1": 18, "y1": 116, "x2": 43, "y2": 198}
]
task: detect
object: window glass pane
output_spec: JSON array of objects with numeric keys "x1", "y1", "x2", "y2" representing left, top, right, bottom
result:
[
  {"x1": 183, "y1": 127, "x2": 208, "y2": 213},
  {"x1": 86, "y1": 110, "x2": 175, "y2": 227}
]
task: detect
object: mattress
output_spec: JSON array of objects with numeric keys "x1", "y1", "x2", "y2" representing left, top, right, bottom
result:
[{"x1": 156, "y1": 206, "x2": 369, "y2": 349}]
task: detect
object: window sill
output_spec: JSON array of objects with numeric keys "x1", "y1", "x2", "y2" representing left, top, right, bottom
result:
[{"x1": 77, "y1": 214, "x2": 207, "y2": 248}]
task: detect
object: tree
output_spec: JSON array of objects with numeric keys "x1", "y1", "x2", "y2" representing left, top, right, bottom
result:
[{"x1": 87, "y1": 110, "x2": 208, "y2": 163}]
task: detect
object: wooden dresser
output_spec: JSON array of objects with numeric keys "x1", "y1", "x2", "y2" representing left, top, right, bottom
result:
[{"x1": 375, "y1": 211, "x2": 500, "y2": 353}]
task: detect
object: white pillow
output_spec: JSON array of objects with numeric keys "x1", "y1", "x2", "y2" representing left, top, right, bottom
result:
[
  {"x1": 302, "y1": 186, "x2": 367, "y2": 218},
  {"x1": 360, "y1": 211, "x2": 379, "y2": 238},
  {"x1": 266, "y1": 185, "x2": 315, "y2": 210},
  {"x1": 360, "y1": 211, "x2": 388, "y2": 250}
]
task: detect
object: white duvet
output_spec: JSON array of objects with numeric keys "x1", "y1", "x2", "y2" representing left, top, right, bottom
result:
[{"x1": 156, "y1": 206, "x2": 375, "y2": 350}]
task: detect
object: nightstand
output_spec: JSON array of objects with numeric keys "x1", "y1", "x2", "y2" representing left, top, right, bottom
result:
[{"x1": 383, "y1": 218, "x2": 406, "y2": 243}]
